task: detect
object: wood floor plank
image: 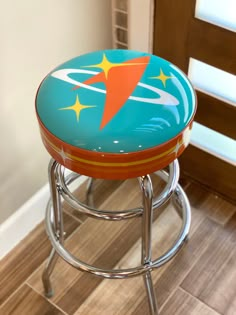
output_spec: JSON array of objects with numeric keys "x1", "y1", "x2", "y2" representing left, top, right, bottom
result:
[
  {"x1": 181, "y1": 213, "x2": 236, "y2": 315},
  {"x1": 159, "y1": 288, "x2": 220, "y2": 315},
  {"x1": 72, "y1": 205, "x2": 181, "y2": 315},
  {"x1": 27, "y1": 178, "x2": 163, "y2": 314},
  {"x1": 0, "y1": 212, "x2": 80, "y2": 306},
  {"x1": 27, "y1": 180, "x2": 143, "y2": 292},
  {"x1": 55, "y1": 201, "x2": 207, "y2": 314},
  {"x1": 3, "y1": 176, "x2": 235, "y2": 315},
  {"x1": 26, "y1": 177, "x2": 200, "y2": 315},
  {"x1": 130, "y1": 216, "x2": 219, "y2": 315},
  {"x1": 56, "y1": 218, "x2": 144, "y2": 314},
  {"x1": 0, "y1": 284, "x2": 65, "y2": 315},
  {"x1": 64, "y1": 175, "x2": 168, "y2": 220},
  {"x1": 200, "y1": 250, "x2": 236, "y2": 315},
  {"x1": 64, "y1": 178, "x2": 124, "y2": 221},
  {"x1": 185, "y1": 182, "x2": 236, "y2": 225}
]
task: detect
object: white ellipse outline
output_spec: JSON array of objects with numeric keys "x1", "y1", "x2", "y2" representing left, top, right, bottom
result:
[{"x1": 51, "y1": 69, "x2": 179, "y2": 106}]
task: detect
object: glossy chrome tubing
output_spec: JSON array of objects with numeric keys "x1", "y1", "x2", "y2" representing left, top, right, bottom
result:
[
  {"x1": 151, "y1": 184, "x2": 191, "y2": 269},
  {"x1": 139, "y1": 175, "x2": 153, "y2": 265},
  {"x1": 171, "y1": 187, "x2": 185, "y2": 219},
  {"x1": 139, "y1": 175, "x2": 158, "y2": 315},
  {"x1": 144, "y1": 272, "x2": 159, "y2": 314},
  {"x1": 42, "y1": 159, "x2": 64, "y2": 297},
  {"x1": 57, "y1": 160, "x2": 179, "y2": 221},
  {"x1": 153, "y1": 159, "x2": 179, "y2": 208},
  {"x1": 59, "y1": 166, "x2": 142, "y2": 221},
  {"x1": 44, "y1": 167, "x2": 191, "y2": 279},
  {"x1": 86, "y1": 177, "x2": 95, "y2": 207},
  {"x1": 42, "y1": 247, "x2": 58, "y2": 297}
]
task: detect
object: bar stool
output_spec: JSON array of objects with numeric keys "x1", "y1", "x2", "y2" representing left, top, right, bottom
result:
[{"x1": 35, "y1": 49, "x2": 197, "y2": 315}]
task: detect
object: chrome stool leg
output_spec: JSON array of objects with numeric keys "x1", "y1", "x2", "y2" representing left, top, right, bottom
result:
[
  {"x1": 42, "y1": 159, "x2": 64, "y2": 297},
  {"x1": 43, "y1": 160, "x2": 190, "y2": 315},
  {"x1": 139, "y1": 175, "x2": 159, "y2": 315},
  {"x1": 171, "y1": 188, "x2": 184, "y2": 219},
  {"x1": 42, "y1": 248, "x2": 58, "y2": 297},
  {"x1": 86, "y1": 177, "x2": 95, "y2": 207}
]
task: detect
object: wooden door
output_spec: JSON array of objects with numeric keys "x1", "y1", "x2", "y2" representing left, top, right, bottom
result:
[{"x1": 153, "y1": 0, "x2": 236, "y2": 203}]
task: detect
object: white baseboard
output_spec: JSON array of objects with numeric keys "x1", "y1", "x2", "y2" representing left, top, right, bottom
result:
[
  {"x1": 0, "y1": 184, "x2": 50, "y2": 259},
  {"x1": 0, "y1": 174, "x2": 87, "y2": 259}
]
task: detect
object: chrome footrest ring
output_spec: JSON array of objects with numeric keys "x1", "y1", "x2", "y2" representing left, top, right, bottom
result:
[{"x1": 45, "y1": 169, "x2": 191, "y2": 279}]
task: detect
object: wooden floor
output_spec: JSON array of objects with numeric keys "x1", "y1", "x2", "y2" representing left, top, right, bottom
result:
[{"x1": 0, "y1": 176, "x2": 236, "y2": 315}]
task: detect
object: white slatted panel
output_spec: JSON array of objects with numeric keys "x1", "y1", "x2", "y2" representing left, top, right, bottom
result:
[
  {"x1": 189, "y1": 58, "x2": 236, "y2": 105},
  {"x1": 114, "y1": 0, "x2": 236, "y2": 164},
  {"x1": 190, "y1": 1, "x2": 236, "y2": 163},
  {"x1": 112, "y1": 0, "x2": 128, "y2": 48},
  {"x1": 196, "y1": 0, "x2": 236, "y2": 31},
  {"x1": 191, "y1": 122, "x2": 236, "y2": 166}
]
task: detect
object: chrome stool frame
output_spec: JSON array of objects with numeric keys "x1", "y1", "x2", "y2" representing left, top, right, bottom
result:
[{"x1": 42, "y1": 158, "x2": 191, "y2": 315}]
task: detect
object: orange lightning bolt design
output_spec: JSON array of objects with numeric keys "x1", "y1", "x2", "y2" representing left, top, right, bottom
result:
[{"x1": 73, "y1": 54, "x2": 150, "y2": 129}]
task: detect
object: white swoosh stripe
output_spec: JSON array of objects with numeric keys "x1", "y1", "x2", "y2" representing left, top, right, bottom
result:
[{"x1": 51, "y1": 68, "x2": 179, "y2": 106}]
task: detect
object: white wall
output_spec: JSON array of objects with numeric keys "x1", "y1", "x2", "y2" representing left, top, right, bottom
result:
[
  {"x1": 0, "y1": 0, "x2": 112, "y2": 223},
  {"x1": 129, "y1": 0, "x2": 154, "y2": 53}
]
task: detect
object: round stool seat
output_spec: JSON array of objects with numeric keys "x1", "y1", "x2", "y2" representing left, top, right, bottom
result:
[{"x1": 36, "y1": 50, "x2": 197, "y2": 179}]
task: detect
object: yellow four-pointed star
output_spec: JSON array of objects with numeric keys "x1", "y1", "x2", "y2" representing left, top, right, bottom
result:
[
  {"x1": 150, "y1": 69, "x2": 172, "y2": 87},
  {"x1": 59, "y1": 95, "x2": 96, "y2": 122},
  {"x1": 82, "y1": 53, "x2": 147, "y2": 78}
]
